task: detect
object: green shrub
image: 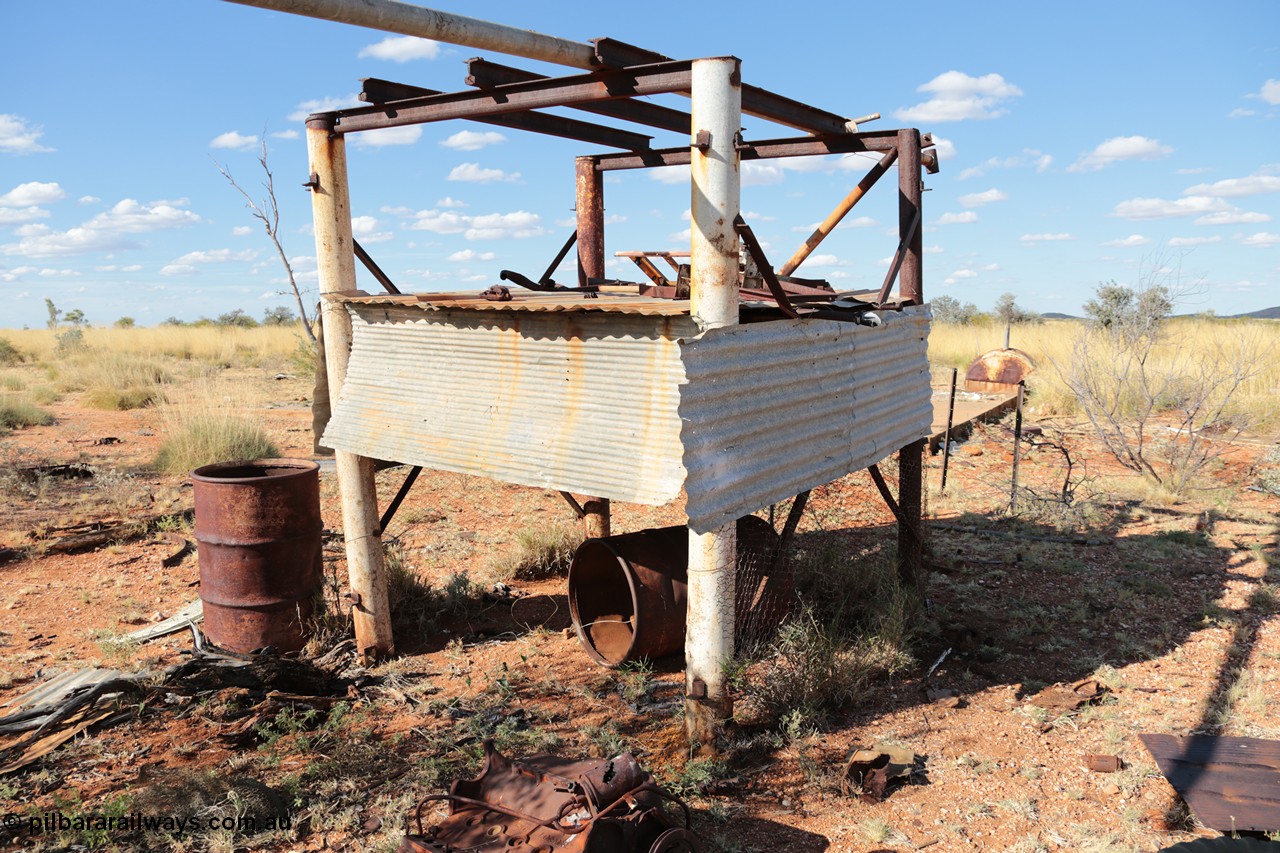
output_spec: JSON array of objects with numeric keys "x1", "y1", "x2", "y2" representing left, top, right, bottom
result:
[
  {"x1": 0, "y1": 396, "x2": 55, "y2": 434},
  {"x1": 0, "y1": 337, "x2": 22, "y2": 365},
  {"x1": 154, "y1": 411, "x2": 277, "y2": 474}
]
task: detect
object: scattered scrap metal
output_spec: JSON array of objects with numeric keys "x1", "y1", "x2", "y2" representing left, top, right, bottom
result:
[
  {"x1": 843, "y1": 745, "x2": 916, "y2": 804},
  {"x1": 1028, "y1": 677, "x2": 1110, "y2": 714},
  {"x1": 399, "y1": 741, "x2": 700, "y2": 852},
  {"x1": 1140, "y1": 733, "x2": 1280, "y2": 835}
]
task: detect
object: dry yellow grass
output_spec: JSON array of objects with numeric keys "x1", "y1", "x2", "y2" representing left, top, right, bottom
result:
[
  {"x1": 928, "y1": 318, "x2": 1280, "y2": 429},
  {"x1": 2, "y1": 325, "x2": 299, "y2": 365}
]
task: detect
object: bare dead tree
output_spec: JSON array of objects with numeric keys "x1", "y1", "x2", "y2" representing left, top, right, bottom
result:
[{"x1": 213, "y1": 137, "x2": 315, "y2": 343}]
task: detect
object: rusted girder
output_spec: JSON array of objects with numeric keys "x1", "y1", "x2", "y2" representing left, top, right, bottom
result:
[
  {"x1": 328, "y1": 61, "x2": 694, "y2": 134},
  {"x1": 593, "y1": 37, "x2": 867, "y2": 136},
  {"x1": 465, "y1": 58, "x2": 691, "y2": 134},
  {"x1": 358, "y1": 77, "x2": 654, "y2": 150},
  {"x1": 591, "y1": 132, "x2": 906, "y2": 171}
]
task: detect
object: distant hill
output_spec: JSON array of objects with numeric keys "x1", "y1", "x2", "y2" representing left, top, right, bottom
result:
[
  {"x1": 1039, "y1": 307, "x2": 1279, "y2": 321},
  {"x1": 1231, "y1": 306, "x2": 1280, "y2": 319}
]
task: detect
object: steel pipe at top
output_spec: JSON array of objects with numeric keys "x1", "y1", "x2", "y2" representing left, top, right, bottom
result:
[{"x1": 222, "y1": 0, "x2": 599, "y2": 69}]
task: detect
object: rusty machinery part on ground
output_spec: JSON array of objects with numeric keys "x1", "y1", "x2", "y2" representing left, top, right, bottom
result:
[{"x1": 398, "y1": 741, "x2": 700, "y2": 853}]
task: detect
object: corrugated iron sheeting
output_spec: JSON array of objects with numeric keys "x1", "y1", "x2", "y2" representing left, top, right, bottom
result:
[
  {"x1": 335, "y1": 290, "x2": 692, "y2": 315},
  {"x1": 322, "y1": 305, "x2": 697, "y2": 505},
  {"x1": 678, "y1": 307, "x2": 932, "y2": 533}
]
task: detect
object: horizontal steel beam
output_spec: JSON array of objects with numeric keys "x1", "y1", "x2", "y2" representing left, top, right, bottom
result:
[
  {"x1": 593, "y1": 37, "x2": 863, "y2": 136},
  {"x1": 222, "y1": 0, "x2": 599, "y2": 68},
  {"x1": 358, "y1": 77, "x2": 652, "y2": 149},
  {"x1": 325, "y1": 61, "x2": 694, "y2": 134},
  {"x1": 591, "y1": 132, "x2": 905, "y2": 171},
  {"x1": 465, "y1": 58, "x2": 690, "y2": 134}
]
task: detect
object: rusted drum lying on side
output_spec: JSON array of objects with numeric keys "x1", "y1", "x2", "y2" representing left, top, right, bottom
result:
[
  {"x1": 193, "y1": 459, "x2": 323, "y2": 654},
  {"x1": 568, "y1": 516, "x2": 786, "y2": 667},
  {"x1": 964, "y1": 347, "x2": 1036, "y2": 393}
]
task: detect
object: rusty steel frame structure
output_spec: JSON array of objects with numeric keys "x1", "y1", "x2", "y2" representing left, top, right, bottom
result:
[{"x1": 284, "y1": 5, "x2": 932, "y2": 744}]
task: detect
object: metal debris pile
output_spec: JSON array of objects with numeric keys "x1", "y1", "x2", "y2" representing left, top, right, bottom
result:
[{"x1": 399, "y1": 741, "x2": 700, "y2": 853}]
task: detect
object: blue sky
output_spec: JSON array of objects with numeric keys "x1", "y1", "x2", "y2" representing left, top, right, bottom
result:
[{"x1": 2, "y1": 1, "x2": 1277, "y2": 328}]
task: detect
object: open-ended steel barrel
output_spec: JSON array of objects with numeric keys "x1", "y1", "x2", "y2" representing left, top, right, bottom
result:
[
  {"x1": 193, "y1": 459, "x2": 323, "y2": 654},
  {"x1": 568, "y1": 515, "x2": 786, "y2": 667}
]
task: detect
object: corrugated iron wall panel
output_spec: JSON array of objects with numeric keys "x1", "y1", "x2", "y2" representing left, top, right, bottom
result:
[
  {"x1": 678, "y1": 307, "x2": 932, "y2": 533},
  {"x1": 322, "y1": 305, "x2": 697, "y2": 505}
]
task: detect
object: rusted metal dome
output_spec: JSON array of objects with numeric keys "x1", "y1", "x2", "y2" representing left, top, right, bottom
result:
[{"x1": 964, "y1": 348, "x2": 1036, "y2": 393}]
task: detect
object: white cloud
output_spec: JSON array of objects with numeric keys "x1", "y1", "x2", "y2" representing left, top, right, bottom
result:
[
  {"x1": 448, "y1": 162, "x2": 519, "y2": 183},
  {"x1": 957, "y1": 188, "x2": 1007, "y2": 208},
  {"x1": 1102, "y1": 234, "x2": 1150, "y2": 248},
  {"x1": 0, "y1": 181, "x2": 65, "y2": 207},
  {"x1": 956, "y1": 148, "x2": 1050, "y2": 180},
  {"x1": 440, "y1": 130, "x2": 505, "y2": 151},
  {"x1": 649, "y1": 166, "x2": 686, "y2": 185},
  {"x1": 1112, "y1": 195, "x2": 1229, "y2": 220},
  {"x1": 936, "y1": 211, "x2": 978, "y2": 225},
  {"x1": 447, "y1": 249, "x2": 496, "y2": 262},
  {"x1": 1, "y1": 198, "x2": 201, "y2": 258},
  {"x1": 0, "y1": 114, "x2": 52, "y2": 154},
  {"x1": 1228, "y1": 108, "x2": 1257, "y2": 119},
  {"x1": 1183, "y1": 173, "x2": 1280, "y2": 198},
  {"x1": 159, "y1": 263, "x2": 198, "y2": 277},
  {"x1": 943, "y1": 268, "x2": 979, "y2": 286},
  {"x1": 465, "y1": 211, "x2": 544, "y2": 240},
  {"x1": 78, "y1": 195, "x2": 100, "y2": 205},
  {"x1": 173, "y1": 248, "x2": 258, "y2": 264},
  {"x1": 351, "y1": 215, "x2": 393, "y2": 243},
  {"x1": 232, "y1": 225, "x2": 253, "y2": 237},
  {"x1": 894, "y1": 71, "x2": 1022, "y2": 122},
  {"x1": 1195, "y1": 210, "x2": 1271, "y2": 225},
  {"x1": 271, "y1": 129, "x2": 300, "y2": 140},
  {"x1": 436, "y1": 197, "x2": 467, "y2": 209},
  {"x1": 741, "y1": 162, "x2": 784, "y2": 186},
  {"x1": 354, "y1": 125, "x2": 422, "y2": 147},
  {"x1": 1167, "y1": 235, "x2": 1222, "y2": 247},
  {"x1": 931, "y1": 136, "x2": 957, "y2": 161},
  {"x1": 407, "y1": 208, "x2": 545, "y2": 240},
  {"x1": 408, "y1": 210, "x2": 468, "y2": 234},
  {"x1": 1020, "y1": 233, "x2": 1073, "y2": 243},
  {"x1": 210, "y1": 131, "x2": 258, "y2": 151},
  {"x1": 1253, "y1": 79, "x2": 1280, "y2": 105},
  {"x1": 924, "y1": 245, "x2": 944, "y2": 254},
  {"x1": 287, "y1": 95, "x2": 363, "y2": 122},
  {"x1": 802, "y1": 254, "x2": 844, "y2": 267},
  {"x1": 0, "y1": 207, "x2": 50, "y2": 225},
  {"x1": 1069, "y1": 136, "x2": 1172, "y2": 172},
  {"x1": 357, "y1": 36, "x2": 441, "y2": 62},
  {"x1": 1240, "y1": 232, "x2": 1280, "y2": 248}
]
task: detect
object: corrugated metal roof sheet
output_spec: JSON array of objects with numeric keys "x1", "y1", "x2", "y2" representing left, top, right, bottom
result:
[
  {"x1": 334, "y1": 289, "x2": 693, "y2": 315},
  {"x1": 322, "y1": 305, "x2": 697, "y2": 504},
  {"x1": 678, "y1": 308, "x2": 932, "y2": 532}
]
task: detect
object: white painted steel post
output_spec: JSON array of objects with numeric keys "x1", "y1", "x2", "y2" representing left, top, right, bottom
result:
[
  {"x1": 685, "y1": 57, "x2": 742, "y2": 749},
  {"x1": 307, "y1": 117, "x2": 395, "y2": 661}
]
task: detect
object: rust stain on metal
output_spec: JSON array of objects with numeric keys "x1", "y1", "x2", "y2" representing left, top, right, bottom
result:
[
  {"x1": 399, "y1": 741, "x2": 698, "y2": 852},
  {"x1": 1028, "y1": 678, "x2": 1109, "y2": 713},
  {"x1": 568, "y1": 516, "x2": 783, "y2": 667},
  {"x1": 193, "y1": 459, "x2": 323, "y2": 654},
  {"x1": 964, "y1": 348, "x2": 1036, "y2": 393},
  {"x1": 844, "y1": 745, "x2": 915, "y2": 803},
  {"x1": 1139, "y1": 733, "x2": 1280, "y2": 833},
  {"x1": 1086, "y1": 754, "x2": 1123, "y2": 773}
]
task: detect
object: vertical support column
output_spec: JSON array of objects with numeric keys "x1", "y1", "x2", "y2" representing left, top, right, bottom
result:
[
  {"x1": 896, "y1": 128, "x2": 925, "y2": 587},
  {"x1": 307, "y1": 116, "x2": 394, "y2": 661},
  {"x1": 685, "y1": 57, "x2": 742, "y2": 749},
  {"x1": 574, "y1": 156, "x2": 610, "y2": 539}
]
